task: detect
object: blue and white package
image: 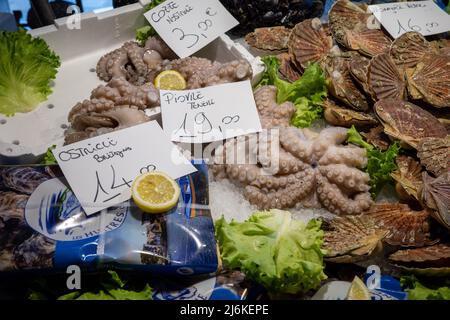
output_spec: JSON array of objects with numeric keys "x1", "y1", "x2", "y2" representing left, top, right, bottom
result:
[{"x1": 0, "y1": 163, "x2": 218, "y2": 275}]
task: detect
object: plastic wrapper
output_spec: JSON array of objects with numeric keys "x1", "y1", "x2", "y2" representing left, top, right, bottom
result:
[
  {"x1": 152, "y1": 271, "x2": 261, "y2": 300},
  {"x1": 0, "y1": 163, "x2": 218, "y2": 275}
]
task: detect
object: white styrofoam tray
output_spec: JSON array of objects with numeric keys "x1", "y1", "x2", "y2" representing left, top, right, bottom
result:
[{"x1": 0, "y1": 1, "x2": 263, "y2": 164}]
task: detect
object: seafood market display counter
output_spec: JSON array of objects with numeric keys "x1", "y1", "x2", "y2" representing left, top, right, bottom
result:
[{"x1": 0, "y1": 0, "x2": 449, "y2": 301}]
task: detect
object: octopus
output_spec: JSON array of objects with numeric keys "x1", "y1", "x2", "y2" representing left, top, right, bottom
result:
[
  {"x1": 96, "y1": 36, "x2": 177, "y2": 84},
  {"x1": 212, "y1": 86, "x2": 372, "y2": 215},
  {"x1": 158, "y1": 57, "x2": 253, "y2": 89},
  {"x1": 65, "y1": 77, "x2": 155, "y2": 144}
]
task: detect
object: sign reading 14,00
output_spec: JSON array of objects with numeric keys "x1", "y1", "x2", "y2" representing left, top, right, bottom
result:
[{"x1": 144, "y1": 0, "x2": 238, "y2": 58}]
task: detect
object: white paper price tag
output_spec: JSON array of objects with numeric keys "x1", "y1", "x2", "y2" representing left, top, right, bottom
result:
[
  {"x1": 53, "y1": 122, "x2": 196, "y2": 216},
  {"x1": 368, "y1": 1, "x2": 450, "y2": 38},
  {"x1": 161, "y1": 80, "x2": 262, "y2": 143},
  {"x1": 144, "y1": 0, "x2": 238, "y2": 58}
]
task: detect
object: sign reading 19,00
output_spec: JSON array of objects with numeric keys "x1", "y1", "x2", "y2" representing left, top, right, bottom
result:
[{"x1": 144, "y1": 0, "x2": 238, "y2": 58}]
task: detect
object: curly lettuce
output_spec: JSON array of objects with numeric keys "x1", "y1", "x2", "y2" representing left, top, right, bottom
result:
[
  {"x1": 29, "y1": 271, "x2": 153, "y2": 300},
  {"x1": 257, "y1": 56, "x2": 327, "y2": 128},
  {"x1": 41, "y1": 145, "x2": 57, "y2": 165},
  {"x1": 401, "y1": 276, "x2": 450, "y2": 300},
  {"x1": 347, "y1": 126, "x2": 400, "y2": 197},
  {"x1": 215, "y1": 210, "x2": 327, "y2": 294},
  {"x1": 0, "y1": 31, "x2": 60, "y2": 116},
  {"x1": 136, "y1": 0, "x2": 166, "y2": 45}
]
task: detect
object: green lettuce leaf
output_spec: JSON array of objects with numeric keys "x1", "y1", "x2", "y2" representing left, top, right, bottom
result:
[
  {"x1": 257, "y1": 56, "x2": 327, "y2": 128},
  {"x1": 136, "y1": 0, "x2": 166, "y2": 45},
  {"x1": 41, "y1": 145, "x2": 57, "y2": 165},
  {"x1": 216, "y1": 210, "x2": 327, "y2": 294},
  {"x1": 401, "y1": 276, "x2": 450, "y2": 300},
  {"x1": 29, "y1": 271, "x2": 153, "y2": 300},
  {"x1": 347, "y1": 126, "x2": 400, "y2": 197},
  {"x1": 0, "y1": 31, "x2": 61, "y2": 116}
]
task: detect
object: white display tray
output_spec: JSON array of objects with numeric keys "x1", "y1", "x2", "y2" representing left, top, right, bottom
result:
[{"x1": 0, "y1": 1, "x2": 263, "y2": 164}]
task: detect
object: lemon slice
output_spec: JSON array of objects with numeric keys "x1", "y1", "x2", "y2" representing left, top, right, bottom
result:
[
  {"x1": 347, "y1": 276, "x2": 371, "y2": 300},
  {"x1": 154, "y1": 70, "x2": 186, "y2": 90},
  {"x1": 131, "y1": 172, "x2": 180, "y2": 214}
]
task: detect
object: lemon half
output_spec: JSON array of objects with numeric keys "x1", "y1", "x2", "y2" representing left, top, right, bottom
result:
[
  {"x1": 154, "y1": 70, "x2": 186, "y2": 90},
  {"x1": 131, "y1": 172, "x2": 180, "y2": 214},
  {"x1": 347, "y1": 276, "x2": 371, "y2": 300}
]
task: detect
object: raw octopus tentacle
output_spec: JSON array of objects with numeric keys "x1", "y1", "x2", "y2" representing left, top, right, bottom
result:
[
  {"x1": 278, "y1": 127, "x2": 313, "y2": 162},
  {"x1": 318, "y1": 164, "x2": 370, "y2": 193},
  {"x1": 316, "y1": 175, "x2": 373, "y2": 215},
  {"x1": 245, "y1": 170, "x2": 316, "y2": 210},
  {"x1": 123, "y1": 41, "x2": 147, "y2": 79},
  {"x1": 68, "y1": 98, "x2": 116, "y2": 123},
  {"x1": 319, "y1": 145, "x2": 368, "y2": 169},
  {"x1": 254, "y1": 86, "x2": 296, "y2": 128}
]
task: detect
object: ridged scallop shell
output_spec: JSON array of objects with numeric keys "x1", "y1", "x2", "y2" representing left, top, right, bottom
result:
[
  {"x1": 349, "y1": 54, "x2": 370, "y2": 93},
  {"x1": 368, "y1": 53, "x2": 406, "y2": 100},
  {"x1": 374, "y1": 99, "x2": 447, "y2": 149},
  {"x1": 346, "y1": 28, "x2": 392, "y2": 57},
  {"x1": 420, "y1": 172, "x2": 450, "y2": 230},
  {"x1": 323, "y1": 99, "x2": 377, "y2": 127},
  {"x1": 406, "y1": 54, "x2": 450, "y2": 108},
  {"x1": 366, "y1": 203, "x2": 437, "y2": 247},
  {"x1": 361, "y1": 126, "x2": 390, "y2": 151},
  {"x1": 323, "y1": 215, "x2": 387, "y2": 263},
  {"x1": 245, "y1": 26, "x2": 291, "y2": 51},
  {"x1": 389, "y1": 243, "x2": 450, "y2": 269},
  {"x1": 418, "y1": 136, "x2": 450, "y2": 176},
  {"x1": 288, "y1": 18, "x2": 333, "y2": 69},
  {"x1": 324, "y1": 55, "x2": 369, "y2": 111},
  {"x1": 329, "y1": 0, "x2": 373, "y2": 48},
  {"x1": 391, "y1": 155, "x2": 423, "y2": 202},
  {"x1": 277, "y1": 53, "x2": 301, "y2": 82},
  {"x1": 390, "y1": 32, "x2": 435, "y2": 68}
]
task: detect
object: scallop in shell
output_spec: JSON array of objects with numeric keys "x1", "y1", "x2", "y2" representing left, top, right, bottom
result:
[
  {"x1": 365, "y1": 203, "x2": 437, "y2": 247},
  {"x1": 390, "y1": 32, "x2": 435, "y2": 68},
  {"x1": 323, "y1": 98, "x2": 377, "y2": 128},
  {"x1": 345, "y1": 28, "x2": 392, "y2": 57},
  {"x1": 361, "y1": 126, "x2": 390, "y2": 151},
  {"x1": 389, "y1": 243, "x2": 450, "y2": 276},
  {"x1": 391, "y1": 155, "x2": 423, "y2": 202},
  {"x1": 245, "y1": 26, "x2": 291, "y2": 52},
  {"x1": 420, "y1": 172, "x2": 450, "y2": 231},
  {"x1": 349, "y1": 54, "x2": 370, "y2": 94},
  {"x1": 288, "y1": 18, "x2": 333, "y2": 69},
  {"x1": 418, "y1": 136, "x2": 450, "y2": 177},
  {"x1": 329, "y1": 0, "x2": 373, "y2": 49},
  {"x1": 324, "y1": 55, "x2": 369, "y2": 111},
  {"x1": 277, "y1": 53, "x2": 302, "y2": 82},
  {"x1": 374, "y1": 99, "x2": 447, "y2": 149},
  {"x1": 406, "y1": 54, "x2": 450, "y2": 108},
  {"x1": 368, "y1": 52, "x2": 406, "y2": 101},
  {"x1": 323, "y1": 215, "x2": 387, "y2": 263}
]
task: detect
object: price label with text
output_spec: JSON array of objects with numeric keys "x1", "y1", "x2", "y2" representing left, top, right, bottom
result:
[
  {"x1": 144, "y1": 0, "x2": 238, "y2": 58},
  {"x1": 161, "y1": 80, "x2": 262, "y2": 143},
  {"x1": 53, "y1": 122, "x2": 196, "y2": 216},
  {"x1": 368, "y1": 0, "x2": 450, "y2": 38}
]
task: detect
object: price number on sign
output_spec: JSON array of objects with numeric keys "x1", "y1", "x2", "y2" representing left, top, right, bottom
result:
[
  {"x1": 175, "y1": 111, "x2": 240, "y2": 138},
  {"x1": 397, "y1": 18, "x2": 439, "y2": 34},
  {"x1": 93, "y1": 164, "x2": 156, "y2": 203},
  {"x1": 172, "y1": 8, "x2": 216, "y2": 49}
]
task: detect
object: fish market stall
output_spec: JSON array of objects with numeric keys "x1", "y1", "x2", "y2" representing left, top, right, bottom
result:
[{"x1": 0, "y1": 0, "x2": 449, "y2": 302}]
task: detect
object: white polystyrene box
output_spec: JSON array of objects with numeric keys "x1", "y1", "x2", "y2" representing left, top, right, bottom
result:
[{"x1": 0, "y1": 2, "x2": 264, "y2": 164}]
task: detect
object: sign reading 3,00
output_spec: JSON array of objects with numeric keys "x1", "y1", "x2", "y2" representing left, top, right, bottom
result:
[{"x1": 145, "y1": 0, "x2": 238, "y2": 58}]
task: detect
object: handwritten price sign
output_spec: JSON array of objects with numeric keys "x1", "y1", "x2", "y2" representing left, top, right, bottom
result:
[
  {"x1": 161, "y1": 80, "x2": 262, "y2": 143},
  {"x1": 368, "y1": 1, "x2": 450, "y2": 38},
  {"x1": 144, "y1": 0, "x2": 238, "y2": 58},
  {"x1": 53, "y1": 122, "x2": 196, "y2": 216}
]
